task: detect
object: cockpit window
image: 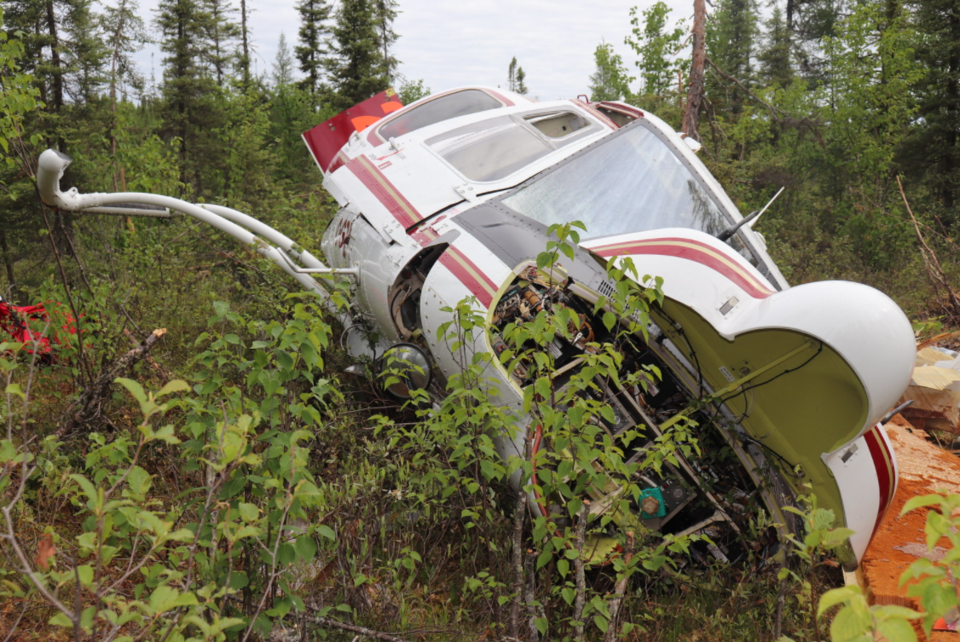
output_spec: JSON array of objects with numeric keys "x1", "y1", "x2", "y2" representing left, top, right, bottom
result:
[
  {"x1": 499, "y1": 121, "x2": 768, "y2": 272},
  {"x1": 378, "y1": 89, "x2": 502, "y2": 141}
]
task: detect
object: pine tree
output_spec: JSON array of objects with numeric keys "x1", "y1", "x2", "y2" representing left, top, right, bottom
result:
[
  {"x1": 757, "y1": 3, "x2": 794, "y2": 88},
  {"x1": 325, "y1": 0, "x2": 387, "y2": 109},
  {"x1": 155, "y1": 0, "x2": 219, "y2": 190},
  {"x1": 901, "y1": 0, "x2": 960, "y2": 214},
  {"x1": 516, "y1": 66, "x2": 527, "y2": 94},
  {"x1": 507, "y1": 56, "x2": 517, "y2": 91},
  {"x1": 61, "y1": 0, "x2": 109, "y2": 103},
  {"x1": 706, "y1": 0, "x2": 759, "y2": 114},
  {"x1": 273, "y1": 31, "x2": 295, "y2": 86},
  {"x1": 102, "y1": 0, "x2": 148, "y2": 102},
  {"x1": 295, "y1": 0, "x2": 331, "y2": 96},
  {"x1": 372, "y1": 0, "x2": 399, "y2": 84},
  {"x1": 201, "y1": 0, "x2": 240, "y2": 87},
  {"x1": 238, "y1": 0, "x2": 251, "y2": 86}
]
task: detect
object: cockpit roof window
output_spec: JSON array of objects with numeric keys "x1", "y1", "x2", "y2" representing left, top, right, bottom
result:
[
  {"x1": 427, "y1": 110, "x2": 601, "y2": 183},
  {"x1": 497, "y1": 120, "x2": 777, "y2": 283},
  {"x1": 427, "y1": 116, "x2": 554, "y2": 182},
  {"x1": 377, "y1": 89, "x2": 502, "y2": 141}
]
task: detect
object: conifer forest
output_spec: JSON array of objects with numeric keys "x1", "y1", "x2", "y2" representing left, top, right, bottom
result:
[{"x1": 1, "y1": 0, "x2": 960, "y2": 639}]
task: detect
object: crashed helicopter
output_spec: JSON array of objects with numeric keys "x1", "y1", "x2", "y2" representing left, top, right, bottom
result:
[{"x1": 36, "y1": 85, "x2": 916, "y2": 570}]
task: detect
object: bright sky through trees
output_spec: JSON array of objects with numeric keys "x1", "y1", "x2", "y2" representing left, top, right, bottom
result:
[{"x1": 131, "y1": 0, "x2": 691, "y2": 100}]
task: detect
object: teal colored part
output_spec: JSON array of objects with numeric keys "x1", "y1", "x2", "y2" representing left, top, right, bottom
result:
[{"x1": 639, "y1": 487, "x2": 667, "y2": 519}]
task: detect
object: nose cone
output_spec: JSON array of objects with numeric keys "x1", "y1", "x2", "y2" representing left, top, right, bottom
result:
[{"x1": 744, "y1": 279, "x2": 916, "y2": 434}]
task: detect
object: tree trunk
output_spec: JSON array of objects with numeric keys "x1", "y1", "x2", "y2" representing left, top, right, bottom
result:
[
  {"x1": 240, "y1": 0, "x2": 250, "y2": 86},
  {"x1": 682, "y1": 0, "x2": 707, "y2": 140},
  {"x1": 110, "y1": 0, "x2": 128, "y2": 191},
  {"x1": 45, "y1": 0, "x2": 63, "y2": 113},
  {"x1": 0, "y1": 227, "x2": 15, "y2": 289}
]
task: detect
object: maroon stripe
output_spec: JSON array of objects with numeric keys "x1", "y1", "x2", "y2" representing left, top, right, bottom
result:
[
  {"x1": 875, "y1": 426, "x2": 898, "y2": 510},
  {"x1": 598, "y1": 101, "x2": 644, "y2": 119},
  {"x1": 593, "y1": 241, "x2": 773, "y2": 299},
  {"x1": 484, "y1": 88, "x2": 516, "y2": 107},
  {"x1": 438, "y1": 247, "x2": 497, "y2": 308},
  {"x1": 572, "y1": 99, "x2": 618, "y2": 130},
  {"x1": 345, "y1": 157, "x2": 420, "y2": 229},
  {"x1": 864, "y1": 428, "x2": 892, "y2": 537},
  {"x1": 328, "y1": 152, "x2": 347, "y2": 174}
]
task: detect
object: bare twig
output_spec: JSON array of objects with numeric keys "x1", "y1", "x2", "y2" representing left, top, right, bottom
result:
[
  {"x1": 510, "y1": 490, "x2": 525, "y2": 641},
  {"x1": 573, "y1": 503, "x2": 588, "y2": 642},
  {"x1": 308, "y1": 615, "x2": 415, "y2": 642},
  {"x1": 57, "y1": 328, "x2": 167, "y2": 437},
  {"x1": 525, "y1": 549, "x2": 542, "y2": 642},
  {"x1": 603, "y1": 531, "x2": 635, "y2": 642},
  {"x1": 897, "y1": 175, "x2": 960, "y2": 321}
]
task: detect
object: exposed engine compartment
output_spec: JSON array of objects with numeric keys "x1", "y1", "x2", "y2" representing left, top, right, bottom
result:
[{"x1": 487, "y1": 265, "x2": 784, "y2": 566}]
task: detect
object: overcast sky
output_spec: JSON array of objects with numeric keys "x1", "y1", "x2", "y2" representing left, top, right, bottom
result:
[{"x1": 131, "y1": 0, "x2": 693, "y2": 102}]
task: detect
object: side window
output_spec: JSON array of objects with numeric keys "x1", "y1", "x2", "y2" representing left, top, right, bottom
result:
[{"x1": 377, "y1": 90, "x2": 503, "y2": 140}]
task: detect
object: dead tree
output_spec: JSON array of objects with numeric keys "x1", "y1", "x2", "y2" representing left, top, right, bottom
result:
[{"x1": 682, "y1": 0, "x2": 707, "y2": 140}]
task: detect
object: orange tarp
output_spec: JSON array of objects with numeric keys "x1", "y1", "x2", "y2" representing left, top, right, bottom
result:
[{"x1": 860, "y1": 417, "x2": 960, "y2": 640}]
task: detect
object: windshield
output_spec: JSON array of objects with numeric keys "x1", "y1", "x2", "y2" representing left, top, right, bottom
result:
[{"x1": 500, "y1": 122, "x2": 758, "y2": 262}]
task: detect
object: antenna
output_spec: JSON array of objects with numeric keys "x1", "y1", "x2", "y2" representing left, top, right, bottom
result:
[{"x1": 716, "y1": 186, "x2": 785, "y2": 242}]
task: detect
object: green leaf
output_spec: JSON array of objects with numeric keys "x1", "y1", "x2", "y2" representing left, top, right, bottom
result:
[
  {"x1": 156, "y1": 380, "x2": 190, "y2": 398},
  {"x1": 818, "y1": 586, "x2": 860, "y2": 616},
  {"x1": 876, "y1": 618, "x2": 918, "y2": 642},
  {"x1": 115, "y1": 378, "x2": 147, "y2": 405},
  {"x1": 829, "y1": 603, "x2": 872, "y2": 642},
  {"x1": 901, "y1": 494, "x2": 945, "y2": 516},
  {"x1": 593, "y1": 615, "x2": 609, "y2": 633},
  {"x1": 294, "y1": 536, "x2": 317, "y2": 562},
  {"x1": 237, "y1": 502, "x2": 259, "y2": 522},
  {"x1": 4, "y1": 383, "x2": 24, "y2": 399},
  {"x1": 317, "y1": 524, "x2": 336, "y2": 541},
  {"x1": 49, "y1": 612, "x2": 72, "y2": 627}
]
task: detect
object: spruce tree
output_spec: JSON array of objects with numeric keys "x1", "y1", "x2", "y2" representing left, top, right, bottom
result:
[
  {"x1": 706, "y1": 0, "x2": 758, "y2": 114},
  {"x1": 757, "y1": 4, "x2": 793, "y2": 89},
  {"x1": 901, "y1": 0, "x2": 960, "y2": 214},
  {"x1": 61, "y1": 0, "x2": 108, "y2": 103},
  {"x1": 516, "y1": 66, "x2": 527, "y2": 94},
  {"x1": 238, "y1": 0, "x2": 251, "y2": 86},
  {"x1": 295, "y1": 0, "x2": 331, "y2": 96},
  {"x1": 325, "y1": 0, "x2": 386, "y2": 109},
  {"x1": 155, "y1": 0, "x2": 219, "y2": 191},
  {"x1": 372, "y1": 0, "x2": 399, "y2": 83},
  {"x1": 201, "y1": 0, "x2": 240, "y2": 87},
  {"x1": 273, "y1": 31, "x2": 295, "y2": 86}
]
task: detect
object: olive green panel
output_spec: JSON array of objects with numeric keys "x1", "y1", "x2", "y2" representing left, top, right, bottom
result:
[{"x1": 655, "y1": 300, "x2": 870, "y2": 526}]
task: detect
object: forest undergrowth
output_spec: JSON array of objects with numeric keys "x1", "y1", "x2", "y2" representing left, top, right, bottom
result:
[{"x1": 4, "y1": 0, "x2": 960, "y2": 638}]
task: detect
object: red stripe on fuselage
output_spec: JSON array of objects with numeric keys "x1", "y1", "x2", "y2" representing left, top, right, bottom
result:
[
  {"x1": 346, "y1": 156, "x2": 421, "y2": 229},
  {"x1": 863, "y1": 427, "x2": 894, "y2": 537},
  {"x1": 591, "y1": 237, "x2": 774, "y2": 299},
  {"x1": 437, "y1": 246, "x2": 497, "y2": 308},
  {"x1": 412, "y1": 226, "x2": 497, "y2": 308}
]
